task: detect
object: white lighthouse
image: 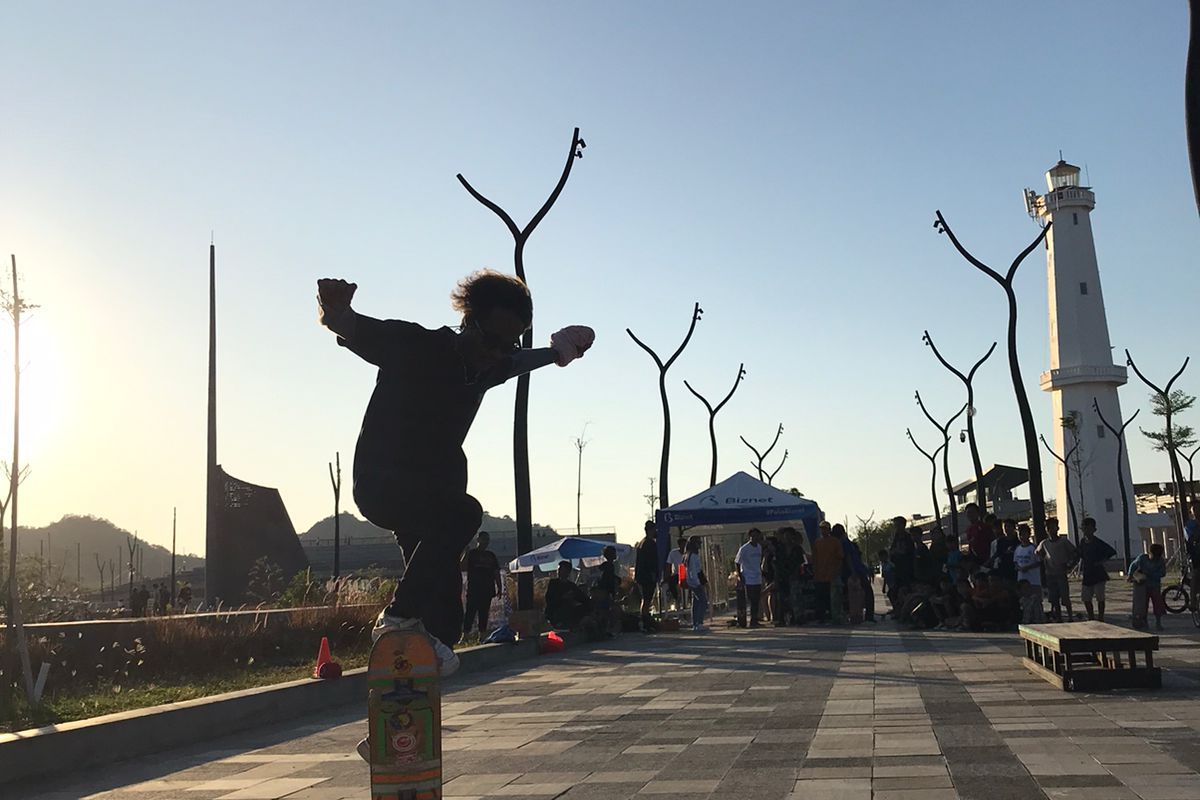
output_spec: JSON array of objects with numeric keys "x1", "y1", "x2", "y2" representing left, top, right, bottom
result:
[{"x1": 1027, "y1": 160, "x2": 1136, "y2": 555}]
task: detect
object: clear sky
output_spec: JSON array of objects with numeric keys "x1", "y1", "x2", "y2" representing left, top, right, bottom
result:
[{"x1": 0, "y1": 3, "x2": 1195, "y2": 556}]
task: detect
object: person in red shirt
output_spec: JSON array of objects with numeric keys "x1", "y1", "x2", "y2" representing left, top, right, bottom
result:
[{"x1": 964, "y1": 503, "x2": 993, "y2": 562}]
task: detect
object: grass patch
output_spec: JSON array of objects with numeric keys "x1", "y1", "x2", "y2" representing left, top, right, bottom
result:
[{"x1": 2, "y1": 645, "x2": 372, "y2": 733}]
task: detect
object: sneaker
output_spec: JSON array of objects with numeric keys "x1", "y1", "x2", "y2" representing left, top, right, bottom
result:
[
  {"x1": 692, "y1": 624, "x2": 710, "y2": 633},
  {"x1": 372, "y1": 611, "x2": 461, "y2": 677}
]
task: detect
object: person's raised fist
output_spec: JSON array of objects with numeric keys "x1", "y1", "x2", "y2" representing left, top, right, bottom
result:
[
  {"x1": 317, "y1": 278, "x2": 357, "y2": 312},
  {"x1": 549, "y1": 325, "x2": 596, "y2": 367}
]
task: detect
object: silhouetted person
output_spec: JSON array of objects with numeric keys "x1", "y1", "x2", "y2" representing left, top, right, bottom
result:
[
  {"x1": 461, "y1": 531, "x2": 501, "y2": 638},
  {"x1": 318, "y1": 272, "x2": 593, "y2": 676},
  {"x1": 545, "y1": 560, "x2": 592, "y2": 630},
  {"x1": 177, "y1": 583, "x2": 193, "y2": 611},
  {"x1": 634, "y1": 521, "x2": 660, "y2": 631},
  {"x1": 1077, "y1": 518, "x2": 1116, "y2": 621}
]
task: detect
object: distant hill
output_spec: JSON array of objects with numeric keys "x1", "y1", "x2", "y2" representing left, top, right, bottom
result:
[
  {"x1": 6, "y1": 515, "x2": 203, "y2": 590},
  {"x1": 299, "y1": 512, "x2": 559, "y2": 544}
]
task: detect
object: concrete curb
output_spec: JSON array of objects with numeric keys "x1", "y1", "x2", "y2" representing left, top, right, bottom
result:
[{"x1": 0, "y1": 632, "x2": 578, "y2": 786}]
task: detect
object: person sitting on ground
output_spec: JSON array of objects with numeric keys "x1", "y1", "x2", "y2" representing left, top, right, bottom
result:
[
  {"x1": 1017, "y1": 578, "x2": 1045, "y2": 624},
  {"x1": 1127, "y1": 543, "x2": 1167, "y2": 631},
  {"x1": 944, "y1": 533, "x2": 962, "y2": 584},
  {"x1": 962, "y1": 572, "x2": 1014, "y2": 631},
  {"x1": 929, "y1": 575, "x2": 963, "y2": 629},
  {"x1": 545, "y1": 561, "x2": 593, "y2": 631}
]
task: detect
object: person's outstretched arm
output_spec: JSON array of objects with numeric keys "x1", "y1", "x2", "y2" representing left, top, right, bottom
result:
[
  {"x1": 318, "y1": 278, "x2": 419, "y2": 368},
  {"x1": 498, "y1": 325, "x2": 596, "y2": 382}
]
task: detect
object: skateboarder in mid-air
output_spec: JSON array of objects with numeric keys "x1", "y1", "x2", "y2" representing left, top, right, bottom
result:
[{"x1": 318, "y1": 270, "x2": 594, "y2": 676}]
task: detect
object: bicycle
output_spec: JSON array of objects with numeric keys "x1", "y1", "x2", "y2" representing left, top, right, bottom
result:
[{"x1": 1162, "y1": 558, "x2": 1191, "y2": 615}]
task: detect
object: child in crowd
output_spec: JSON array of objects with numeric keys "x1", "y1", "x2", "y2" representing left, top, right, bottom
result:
[
  {"x1": 930, "y1": 576, "x2": 963, "y2": 629},
  {"x1": 1127, "y1": 544, "x2": 1167, "y2": 631},
  {"x1": 1018, "y1": 579, "x2": 1045, "y2": 624},
  {"x1": 945, "y1": 534, "x2": 962, "y2": 583}
]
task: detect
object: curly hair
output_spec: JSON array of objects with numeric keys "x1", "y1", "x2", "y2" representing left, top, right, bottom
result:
[{"x1": 450, "y1": 269, "x2": 532, "y2": 325}]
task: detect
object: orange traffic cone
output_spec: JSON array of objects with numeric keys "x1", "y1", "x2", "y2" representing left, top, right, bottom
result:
[{"x1": 313, "y1": 636, "x2": 333, "y2": 679}]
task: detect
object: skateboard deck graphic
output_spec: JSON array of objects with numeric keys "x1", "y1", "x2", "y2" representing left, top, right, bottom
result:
[{"x1": 368, "y1": 630, "x2": 442, "y2": 799}]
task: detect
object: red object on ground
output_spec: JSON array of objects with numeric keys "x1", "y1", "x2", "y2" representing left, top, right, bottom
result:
[
  {"x1": 542, "y1": 631, "x2": 565, "y2": 654},
  {"x1": 313, "y1": 636, "x2": 333, "y2": 678},
  {"x1": 317, "y1": 661, "x2": 343, "y2": 680}
]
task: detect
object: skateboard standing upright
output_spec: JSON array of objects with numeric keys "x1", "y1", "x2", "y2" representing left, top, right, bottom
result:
[{"x1": 367, "y1": 630, "x2": 442, "y2": 799}]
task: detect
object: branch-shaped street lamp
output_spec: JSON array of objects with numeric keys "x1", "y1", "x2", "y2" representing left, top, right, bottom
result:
[
  {"x1": 684, "y1": 364, "x2": 746, "y2": 487},
  {"x1": 1094, "y1": 398, "x2": 1140, "y2": 566},
  {"x1": 741, "y1": 424, "x2": 784, "y2": 483},
  {"x1": 934, "y1": 211, "x2": 1051, "y2": 540},
  {"x1": 627, "y1": 302, "x2": 703, "y2": 507},
  {"x1": 1179, "y1": 444, "x2": 1200, "y2": 511},
  {"x1": 923, "y1": 331, "x2": 996, "y2": 509},
  {"x1": 907, "y1": 428, "x2": 947, "y2": 530},
  {"x1": 458, "y1": 128, "x2": 585, "y2": 610},
  {"x1": 1040, "y1": 430, "x2": 1081, "y2": 541},
  {"x1": 915, "y1": 391, "x2": 968, "y2": 538},
  {"x1": 1126, "y1": 350, "x2": 1191, "y2": 546},
  {"x1": 328, "y1": 452, "x2": 341, "y2": 579},
  {"x1": 1187, "y1": 0, "x2": 1200, "y2": 216},
  {"x1": 764, "y1": 449, "x2": 789, "y2": 486}
]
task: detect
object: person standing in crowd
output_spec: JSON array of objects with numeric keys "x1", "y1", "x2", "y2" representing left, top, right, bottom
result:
[
  {"x1": 813, "y1": 522, "x2": 845, "y2": 624},
  {"x1": 177, "y1": 582, "x2": 193, "y2": 612},
  {"x1": 878, "y1": 549, "x2": 894, "y2": 608},
  {"x1": 1186, "y1": 501, "x2": 1200, "y2": 612},
  {"x1": 461, "y1": 531, "x2": 502, "y2": 639},
  {"x1": 836, "y1": 524, "x2": 868, "y2": 623},
  {"x1": 1128, "y1": 543, "x2": 1167, "y2": 630},
  {"x1": 989, "y1": 519, "x2": 1020, "y2": 588},
  {"x1": 735, "y1": 529, "x2": 765, "y2": 628},
  {"x1": 634, "y1": 521, "x2": 661, "y2": 631},
  {"x1": 665, "y1": 536, "x2": 687, "y2": 611},
  {"x1": 1013, "y1": 524, "x2": 1042, "y2": 605},
  {"x1": 888, "y1": 517, "x2": 915, "y2": 610},
  {"x1": 761, "y1": 535, "x2": 779, "y2": 623},
  {"x1": 773, "y1": 529, "x2": 797, "y2": 626},
  {"x1": 965, "y1": 504, "x2": 993, "y2": 562},
  {"x1": 685, "y1": 536, "x2": 708, "y2": 632},
  {"x1": 912, "y1": 526, "x2": 934, "y2": 586},
  {"x1": 1036, "y1": 518, "x2": 1077, "y2": 622},
  {"x1": 157, "y1": 584, "x2": 171, "y2": 615},
  {"x1": 1077, "y1": 518, "x2": 1116, "y2": 621}
]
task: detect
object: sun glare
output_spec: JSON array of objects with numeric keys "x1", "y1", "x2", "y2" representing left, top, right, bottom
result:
[{"x1": 0, "y1": 316, "x2": 67, "y2": 463}]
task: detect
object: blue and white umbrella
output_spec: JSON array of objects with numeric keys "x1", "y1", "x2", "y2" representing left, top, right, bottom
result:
[{"x1": 507, "y1": 537, "x2": 632, "y2": 573}]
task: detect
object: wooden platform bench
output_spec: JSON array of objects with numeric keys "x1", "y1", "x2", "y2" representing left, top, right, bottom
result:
[{"x1": 1019, "y1": 621, "x2": 1161, "y2": 692}]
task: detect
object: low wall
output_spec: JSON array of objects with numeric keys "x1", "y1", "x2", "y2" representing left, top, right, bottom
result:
[{"x1": 0, "y1": 631, "x2": 580, "y2": 787}]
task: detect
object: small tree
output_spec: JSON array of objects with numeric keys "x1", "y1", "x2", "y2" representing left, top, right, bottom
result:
[
  {"x1": 684, "y1": 364, "x2": 745, "y2": 487},
  {"x1": 246, "y1": 557, "x2": 285, "y2": 605}
]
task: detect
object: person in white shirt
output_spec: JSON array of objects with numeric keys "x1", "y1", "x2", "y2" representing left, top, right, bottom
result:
[
  {"x1": 735, "y1": 529, "x2": 765, "y2": 628},
  {"x1": 685, "y1": 536, "x2": 708, "y2": 632},
  {"x1": 665, "y1": 536, "x2": 687, "y2": 611},
  {"x1": 1013, "y1": 524, "x2": 1043, "y2": 623}
]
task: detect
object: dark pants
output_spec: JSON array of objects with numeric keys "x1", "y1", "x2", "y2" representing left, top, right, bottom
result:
[
  {"x1": 861, "y1": 574, "x2": 875, "y2": 621},
  {"x1": 463, "y1": 592, "x2": 494, "y2": 636},
  {"x1": 814, "y1": 582, "x2": 830, "y2": 621},
  {"x1": 355, "y1": 469, "x2": 483, "y2": 649},
  {"x1": 638, "y1": 580, "x2": 656, "y2": 622},
  {"x1": 746, "y1": 584, "x2": 763, "y2": 624}
]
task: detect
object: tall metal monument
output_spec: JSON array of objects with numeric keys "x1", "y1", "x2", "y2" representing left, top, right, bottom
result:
[{"x1": 1026, "y1": 160, "x2": 1136, "y2": 549}]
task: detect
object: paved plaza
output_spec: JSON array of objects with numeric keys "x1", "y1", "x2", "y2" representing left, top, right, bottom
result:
[{"x1": 15, "y1": 602, "x2": 1200, "y2": 800}]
